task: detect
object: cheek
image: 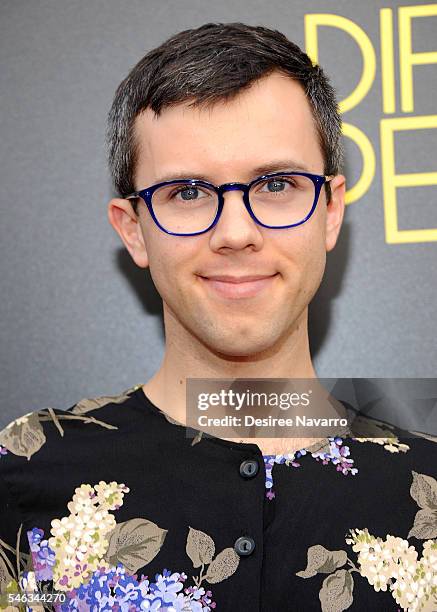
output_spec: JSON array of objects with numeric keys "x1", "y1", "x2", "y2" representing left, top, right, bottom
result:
[
  {"x1": 145, "y1": 234, "x2": 199, "y2": 298},
  {"x1": 302, "y1": 235, "x2": 327, "y2": 297},
  {"x1": 301, "y1": 211, "x2": 327, "y2": 262},
  {"x1": 300, "y1": 230, "x2": 326, "y2": 276},
  {"x1": 278, "y1": 227, "x2": 326, "y2": 294}
]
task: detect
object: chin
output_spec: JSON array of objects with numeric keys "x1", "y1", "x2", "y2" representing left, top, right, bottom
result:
[{"x1": 205, "y1": 332, "x2": 280, "y2": 360}]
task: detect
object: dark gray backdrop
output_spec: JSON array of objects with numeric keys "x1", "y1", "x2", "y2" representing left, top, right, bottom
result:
[{"x1": 1, "y1": 0, "x2": 436, "y2": 428}]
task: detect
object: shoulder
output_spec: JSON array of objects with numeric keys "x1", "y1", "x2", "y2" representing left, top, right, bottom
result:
[
  {"x1": 348, "y1": 411, "x2": 437, "y2": 455},
  {"x1": 345, "y1": 413, "x2": 437, "y2": 493},
  {"x1": 0, "y1": 383, "x2": 143, "y2": 462}
]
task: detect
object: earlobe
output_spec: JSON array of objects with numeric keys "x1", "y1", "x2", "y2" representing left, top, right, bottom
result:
[
  {"x1": 325, "y1": 175, "x2": 346, "y2": 252},
  {"x1": 107, "y1": 198, "x2": 149, "y2": 269}
]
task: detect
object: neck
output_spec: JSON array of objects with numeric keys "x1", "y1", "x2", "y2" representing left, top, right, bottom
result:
[{"x1": 142, "y1": 305, "x2": 331, "y2": 454}]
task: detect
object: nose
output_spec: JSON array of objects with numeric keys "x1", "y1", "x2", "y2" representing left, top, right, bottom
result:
[{"x1": 208, "y1": 184, "x2": 264, "y2": 252}]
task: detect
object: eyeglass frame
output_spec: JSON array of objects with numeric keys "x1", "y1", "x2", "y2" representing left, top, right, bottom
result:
[{"x1": 124, "y1": 171, "x2": 335, "y2": 236}]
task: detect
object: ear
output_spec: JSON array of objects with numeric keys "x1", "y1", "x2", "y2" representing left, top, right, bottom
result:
[
  {"x1": 325, "y1": 175, "x2": 346, "y2": 252},
  {"x1": 107, "y1": 198, "x2": 149, "y2": 268}
]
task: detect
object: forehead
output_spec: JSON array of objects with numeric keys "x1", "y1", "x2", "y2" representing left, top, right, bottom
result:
[{"x1": 133, "y1": 72, "x2": 323, "y2": 184}]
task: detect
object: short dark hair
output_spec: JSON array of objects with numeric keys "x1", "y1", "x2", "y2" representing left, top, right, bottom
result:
[{"x1": 106, "y1": 22, "x2": 343, "y2": 212}]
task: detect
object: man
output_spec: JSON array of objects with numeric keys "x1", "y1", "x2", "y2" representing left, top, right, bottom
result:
[
  {"x1": 1, "y1": 23, "x2": 436, "y2": 612},
  {"x1": 106, "y1": 23, "x2": 345, "y2": 457}
]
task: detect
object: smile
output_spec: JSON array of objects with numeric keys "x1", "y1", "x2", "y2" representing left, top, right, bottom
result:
[{"x1": 198, "y1": 273, "x2": 279, "y2": 299}]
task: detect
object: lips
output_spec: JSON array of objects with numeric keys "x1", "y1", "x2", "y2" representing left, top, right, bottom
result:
[
  {"x1": 201, "y1": 274, "x2": 276, "y2": 283},
  {"x1": 198, "y1": 273, "x2": 278, "y2": 299}
]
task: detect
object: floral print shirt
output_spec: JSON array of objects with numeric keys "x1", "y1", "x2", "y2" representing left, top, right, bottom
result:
[{"x1": 0, "y1": 383, "x2": 436, "y2": 611}]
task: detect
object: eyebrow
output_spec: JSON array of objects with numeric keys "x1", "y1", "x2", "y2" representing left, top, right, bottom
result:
[{"x1": 152, "y1": 159, "x2": 311, "y2": 184}]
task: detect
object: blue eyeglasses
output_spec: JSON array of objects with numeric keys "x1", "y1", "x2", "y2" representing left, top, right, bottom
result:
[{"x1": 125, "y1": 171, "x2": 334, "y2": 236}]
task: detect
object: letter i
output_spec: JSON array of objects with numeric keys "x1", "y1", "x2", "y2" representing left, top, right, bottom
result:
[{"x1": 380, "y1": 8, "x2": 396, "y2": 114}]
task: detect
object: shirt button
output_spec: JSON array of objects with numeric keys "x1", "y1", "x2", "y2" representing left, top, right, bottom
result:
[
  {"x1": 239, "y1": 459, "x2": 259, "y2": 478},
  {"x1": 234, "y1": 536, "x2": 256, "y2": 556}
]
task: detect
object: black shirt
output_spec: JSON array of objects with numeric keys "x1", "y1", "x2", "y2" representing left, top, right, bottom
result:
[{"x1": 0, "y1": 383, "x2": 436, "y2": 611}]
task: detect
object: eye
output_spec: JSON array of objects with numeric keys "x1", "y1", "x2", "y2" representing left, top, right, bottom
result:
[
  {"x1": 260, "y1": 177, "x2": 296, "y2": 193},
  {"x1": 172, "y1": 186, "x2": 208, "y2": 201}
]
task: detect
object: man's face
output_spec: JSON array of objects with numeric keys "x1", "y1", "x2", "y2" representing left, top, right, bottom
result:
[{"x1": 109, "y1": 71, "x2": 345, "y2": 357}]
